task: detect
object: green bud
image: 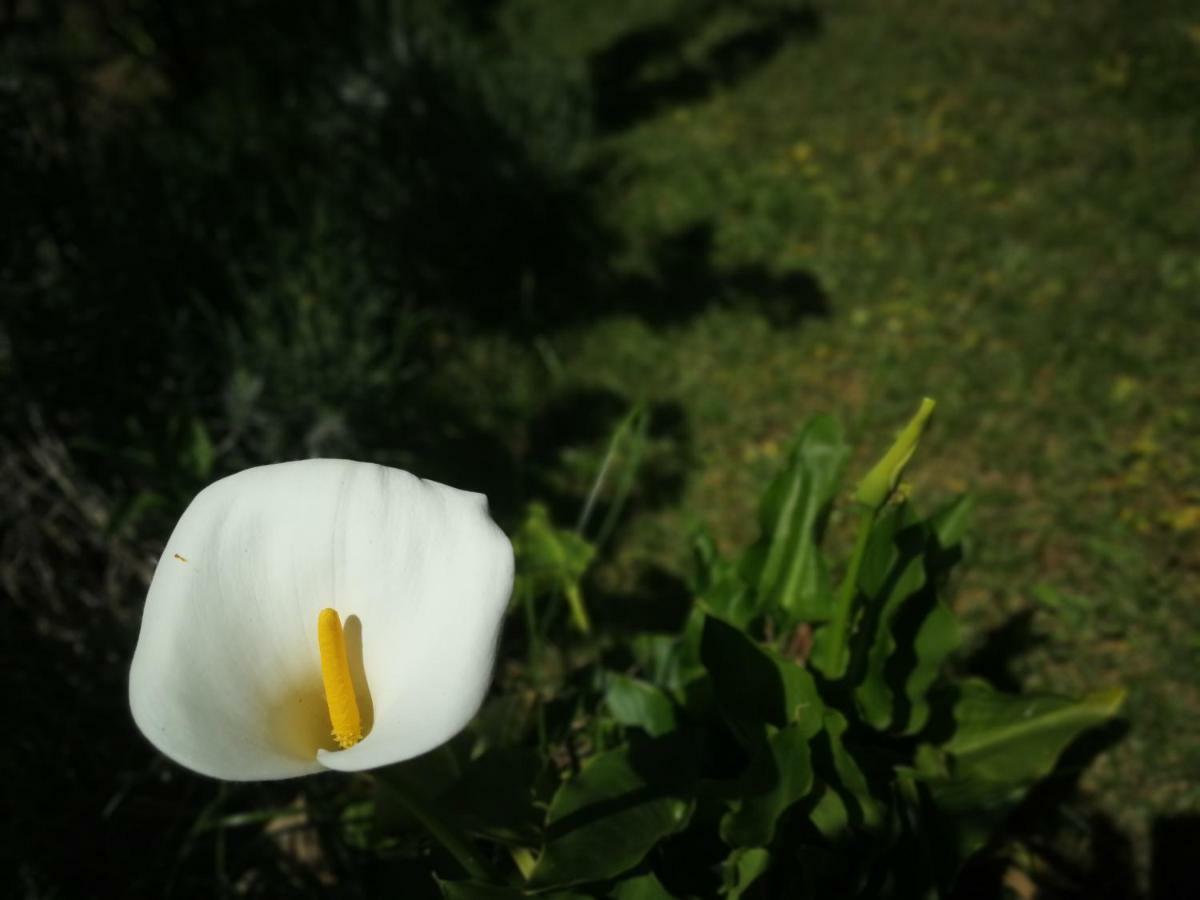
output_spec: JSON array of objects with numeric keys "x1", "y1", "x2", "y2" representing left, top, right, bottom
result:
[{"x1": 854, "y1": 397, "x2": 936, "y2": 510}]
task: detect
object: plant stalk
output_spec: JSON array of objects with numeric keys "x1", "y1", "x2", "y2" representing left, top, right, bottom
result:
[
  {"x1": 819, "y1": 505, "x2": 875, "y2": 678},
  {"x1": 565, "y1": 584, "x2": 591, "y2": 634}
]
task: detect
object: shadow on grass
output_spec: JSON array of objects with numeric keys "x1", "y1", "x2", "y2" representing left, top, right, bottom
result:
[
  {"x1": 961, "y1": 609, "x2": 1048, "y2": 693},
  {"x1": 590, "y1": 2, "x2": 822, "y2": 133},
  {"x1": 617, "y1": 224, "x2": 830, "y2": 326},
  {"x1": 1151, "y1": 815, "x2": 1200, "y2": 900}
]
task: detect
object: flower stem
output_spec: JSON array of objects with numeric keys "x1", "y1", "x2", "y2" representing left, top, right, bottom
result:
[
  {"x1": 380, "y1": 777, "x2": 501, "y2": 883},
  {"x1": 818, "y1": 506, "x2": 875, "y2": 678},
  {"x1": 565, "y1": 584, "x2": 591, "y2": 634}
]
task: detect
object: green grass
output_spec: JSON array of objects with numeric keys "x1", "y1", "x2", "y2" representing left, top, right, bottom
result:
[{"x1": 463, "y1": 0, "x2": 1200, "y2": 884}]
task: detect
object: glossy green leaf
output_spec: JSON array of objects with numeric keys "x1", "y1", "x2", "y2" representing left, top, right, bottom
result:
[
  {"x1": 929, "y1": 494, "x2": 973, "y2": 549},
  {"x1": 438, "y1": 881, "x2": 520, "y2": 900},
  {"x1": 808, "y1": 710, "x2": 884, "y2": 838},
  {"x1": 902, "y1": 496, "x2": 974, "y2": 734},
  {"x1": 700, "y1": 615, "x2": 823, "y2": 736},
  {"x1": 721, "y1": 848, "x2": 771, "y2": 899},
  {"x1": 439, "y1": 881, "x2": 588, "y2": 900},
  {"x1": 851, "y1": 505, "x2": 929, "y2": 730},
  {"x1": 934, "y1": 679, "x2": 1125, "y2": 789},
  {"x1": 610, "y1": 872, "x2": 675, "y2": 900},
  {"x1": 891, "y1": 496, "x2": 968, "y2": 734},
  {"x1": 855, "y1": 503, "x2": 921, "y2": 597},
  {"x1": 807, "y1": 786, "x2": 851, "y2": 842},
  {"x1": 901, "y1": 596, "x2": 960, "y2": 735},
  {"x1": 605, "y1": 674, "x2": 678, "y2": 737},
  {"x1": 849, "y1": 501, "x2": 965, "y2": 734},
  {"x1": 739, "y1": 414, "x2": 848, "y2": 624},
  {"x1": 528, "y1": 741, "x2": 695, "y2": 889},
  {"x1": 917, "y1": 679, "x2": 1125, "y2": 856},
  {"x1": 720, "y1": 720, "x2": 818, "y2": 847}
]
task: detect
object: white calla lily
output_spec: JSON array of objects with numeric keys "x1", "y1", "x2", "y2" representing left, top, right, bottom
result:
[{"x1": 129, "y1": 459, "x2": 513, "y2": 781}]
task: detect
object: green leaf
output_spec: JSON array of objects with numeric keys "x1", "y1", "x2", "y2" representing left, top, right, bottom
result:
[
  {"x1": 610, "y1": 872, "x2": 675, "y2": 900},
  {"x1": 891, "y1": 496, "x2": 967, "y2": 734},
  {"x1": 808, "y1": 710, "x2": 884, "y2": 838},
  {"x1": 855, "y1": 503, "x2": 922, "y2": 597},
  {"x1": 917, "y1": 679, "x2": 1125, "y2": 856},
  {"x1": 438, "y1": 880, "x2": 523, "y2": 900},
  {"x1": 439, "y1": 747, "x2": 545, "y2": 845},
  {"x1": 577, "y1": 402, "x2": 651, "y2": 551},
  {"x1": 720, "y1": 721, "x2": 818, "y2": 847},
  {"x1": 339, "y1": 800, "x2": 375, "y2": 851},
  {"x1": 605, "y1": 674, "x2": 678, "y2": 738},
  {"x1": 377, "y1": 745, "x2": 463, "y2": 833},
  {"x1": 935, "y1": 679, "x2": 1125, "y2": 786},
  {"x1": 690, "y1": 527, "x2": 722, "y2": 595},
  {"x1": 929, "y1": 494, "x2": 973, "y2": 548},
  {"x1": 901, "y1": 596, "x2": 960, "y2": 735},
  {"x1": 693, "y1": 526, "x2": 758, "y2": 628},
  {"x1": 699, "y1": 565, "x2": 758, "y2": 630},
  {"x1": 629, "y1": 630, "x2": 700, "y2": 692},
  {"x1": 721, "y1": 848, "x2": 771, "y2": 898},
  {"x1": 700, "y1": 616, "x2": 829, "y2": 846},
  {"x1": 376, "y1": 744, "x2": 504, "y2": 883},
  {"x1": 848, "y1": 501, "x2": 964, "y2": 735},
  {"x1": 438, "y1": 881, "x2": 588, "y2": 900},
  {"x1": 513, "y1": 503, "x2": 596, "y2": 632},
  {"x1": 186, "y1": 417, "x2": 215, "y2": 480},
  {"x1": 879, "y1": 774, "x2": 953, "y2": 900},
  {"x1": 528, "y1": 741, "x2": 695, "y2": 889},
  {"x1": 740, "y1": 414, "x2": 848, "y2": 624},
  {"x1": 700, "y1": 615, "x2": 824, "y2": 736},
  {"x1": 851, "y1": 505, "x2": 929, "y2": 730}
]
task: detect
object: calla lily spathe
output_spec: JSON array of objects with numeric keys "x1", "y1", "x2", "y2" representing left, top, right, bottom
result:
[{"x1": 129, "y1": 460, "x2": 514, "y2": 781}]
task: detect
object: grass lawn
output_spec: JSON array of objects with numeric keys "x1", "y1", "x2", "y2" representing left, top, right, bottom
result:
[{"x1": 460, "y1": 0, "x2": 1200, "y2": 886}]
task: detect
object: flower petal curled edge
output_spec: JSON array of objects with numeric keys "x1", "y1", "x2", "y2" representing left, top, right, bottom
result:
[{"x1": 129, "y1": 459, "x2": 514, "y2": 781}]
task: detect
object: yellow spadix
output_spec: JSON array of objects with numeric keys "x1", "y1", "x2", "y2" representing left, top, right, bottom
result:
[{"x1": 318, "y1": 608, "x2": 362, "y2": 749}]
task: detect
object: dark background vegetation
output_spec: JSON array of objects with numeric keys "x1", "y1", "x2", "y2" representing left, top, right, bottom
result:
[{"x1": 2, "y1": 0, "x2": 1198, "y2": 896}]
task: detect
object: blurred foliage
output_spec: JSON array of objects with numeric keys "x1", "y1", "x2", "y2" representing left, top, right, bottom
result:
[
  {"x1": 2, "y1": 0, "x2": 596, "y2": 474},
  {"x1": 514, "y1": 502, "x2": 596, "y2": 634}
]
